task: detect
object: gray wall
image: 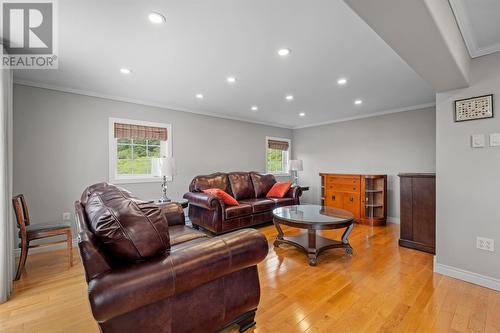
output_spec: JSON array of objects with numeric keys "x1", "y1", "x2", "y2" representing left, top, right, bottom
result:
[
  {"x1": 436, "y1": 52, "x2": 500, "y2": 281},
  {"x1": 292, "y1": 107, "x2": 436, "y2": 219},
  {"x1": 13, "y1": 85, "x2": 291, "y2": 238}
]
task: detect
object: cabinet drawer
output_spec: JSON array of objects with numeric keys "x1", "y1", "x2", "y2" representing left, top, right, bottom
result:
[
  {"x1": 327, "y1": 183, "x2": 359, "y2": 192},
  {"x1": 327, "y1": 176, "x2": 360, "y2": 187}
]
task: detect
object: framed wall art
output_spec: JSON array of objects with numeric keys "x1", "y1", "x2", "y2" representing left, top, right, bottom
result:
[{"x1": 454, "y1": 94, "x2": 494, "y2": 122}]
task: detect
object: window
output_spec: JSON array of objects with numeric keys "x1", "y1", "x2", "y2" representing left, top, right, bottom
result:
[
  {"x1": 109, "y1": 118, "x2": 172, "y2": 183},
  {"x1": 266, "y1": 137, "x2": 290, "y2": 175}
]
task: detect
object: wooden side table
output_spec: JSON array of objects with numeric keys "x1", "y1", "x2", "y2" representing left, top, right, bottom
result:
[
  {"x1": 153, "y1": 199, "x2": 192, "y2": 226},
  {"x1": 152, "y1": 199, "x2": 188, "y2": 209}
]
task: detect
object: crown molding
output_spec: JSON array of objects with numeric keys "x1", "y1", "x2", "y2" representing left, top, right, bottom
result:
[
  {"x1": 291, "y1": 102, "x2": 436, "y2": 129},
  {"x1": 14, "y1": 79, "x2": 435, "y2": 131},
  {"x1": 13, "y1": 79, "x2": 294, "y2": 129},
  {"x1": 449, "y1": 0, "x2": 500, "y2": 58}
]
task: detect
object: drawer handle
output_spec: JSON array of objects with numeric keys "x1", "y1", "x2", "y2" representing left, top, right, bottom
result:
[
  {"x1": 332, "y1": 195, "x2": 336, "y2": 201},
  {"x1": 349, "y1": 197, "x2": 354, "y2": 202}
]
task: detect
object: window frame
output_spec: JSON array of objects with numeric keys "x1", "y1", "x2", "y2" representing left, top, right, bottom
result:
[
  {"x1": 265, "y1": 136, "x2": 291, "y2": 176},
  {"x1": 108, "y1": 118, "x2": 172, "y2": 184}
]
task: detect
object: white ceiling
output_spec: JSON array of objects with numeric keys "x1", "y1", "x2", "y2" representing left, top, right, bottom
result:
[
  {"x1": 450, "y1": 0, "x2": 500, "y2": 58},
  {"x1": 14, "y1": 0, "x2": 435, "y2": 128}
]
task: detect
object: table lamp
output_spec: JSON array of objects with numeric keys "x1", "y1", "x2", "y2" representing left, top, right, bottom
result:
[
  {"x1": 288, "y1": 159, "x2": 303, "y2": 186},
  {"x1": 151, "y1": 157, "x2": 176, "y2": 202}
]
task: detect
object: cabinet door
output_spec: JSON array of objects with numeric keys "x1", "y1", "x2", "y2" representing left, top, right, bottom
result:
[
  {"x1": 399, "y1": 177, "x2": 413, "y2": 241},
  {"x1": 412, "y1": 177, "x2": 436, "y2": 248},
  {"x1": 327, "y1": 191, "x2": 344, "y2": 209},
  {"x1": 343, "y1": 193, "x2": 360, "y2": 219}
]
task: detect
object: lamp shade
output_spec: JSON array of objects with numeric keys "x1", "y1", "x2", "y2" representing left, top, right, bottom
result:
[
  {"x1": 151, "y1": 157, "x2": 176, "y2": 178},
  {"x1": 288, "y1": 159, "x2": 303, "y2": 172}
]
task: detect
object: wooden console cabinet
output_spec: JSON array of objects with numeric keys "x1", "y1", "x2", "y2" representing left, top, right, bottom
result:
[
  {"x1": 320, "y1": 173, "x2": 387, "y2": 226},
  {"x1": 398, "y1": 173, "x2": 436, "y2": 254}
]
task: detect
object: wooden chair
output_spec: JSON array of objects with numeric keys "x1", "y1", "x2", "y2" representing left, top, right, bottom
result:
[{"x1": 12, "y1": 194, "x2": 73, "y2": 281}]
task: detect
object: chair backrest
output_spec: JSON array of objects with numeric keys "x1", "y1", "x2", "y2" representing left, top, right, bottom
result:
[{"x1": 12, "y1": 194, "x2": 30, "y2": 229}]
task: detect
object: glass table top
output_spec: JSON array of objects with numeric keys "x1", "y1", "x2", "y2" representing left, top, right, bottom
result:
[{"x1": 273, "y1": 204, "x2": 354, "y2": 224}]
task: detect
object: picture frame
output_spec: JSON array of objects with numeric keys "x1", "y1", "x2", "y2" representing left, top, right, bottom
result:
[{"x1": 454, "y1": 94, "x2": 494, "y2": 122}]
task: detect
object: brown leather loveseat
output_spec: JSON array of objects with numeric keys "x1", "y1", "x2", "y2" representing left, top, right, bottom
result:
[
  {"x1": 75, "y1": 183, "x2": 268, "y2": 333},
  {"x1": 184, "y1": 172, "x2": 302, "y2": 234}
]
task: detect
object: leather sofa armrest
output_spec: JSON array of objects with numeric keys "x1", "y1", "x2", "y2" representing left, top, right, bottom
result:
[
  {"x1": 77, "y1": 230, "x2": 112, "y2": 282},
  {"x1": 183, "y1": 192, "x2": 224, "y2": 210},
  {"x1": 87, "y1": 229, "x2": 268, "y2": 322},
  {"x1": 286, "y1": 185, "x2": 303, "y2": 198},
  {"x1": 158, "y1": 202, "x2": 185, "y2": 226}
]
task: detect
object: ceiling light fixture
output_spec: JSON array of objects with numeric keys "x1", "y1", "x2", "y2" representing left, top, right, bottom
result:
[
  {"x1": 278, "y1": 48, "x2": 291, "y2": 56},
  {"x1": 251, "y1": 106, "x2": 258, "y2": 111},
  {"x1": 148, "y1": 12, "x2": 166, "y2": 24},
  {"x1": 195, "y1": 93, "x2": 204, "y2": 99},
  {"x1": 337, "y1": 78, "x2": 347, "y2": 85},
  {"x1": 299, "y1": 112, "x2": 306, "y2": 117},
  {"x1": 120, "y1": 68, "x2": 131, "y2": 75},
  {"x1": 354, "y1": 99, "x2": 363, "y2": 105},
  {"x1": 226, "y1": 76, "x2": 236, "y2": 83},
  {"x1": 285, "y1": 95, "x2": 294, "y2": 101}
]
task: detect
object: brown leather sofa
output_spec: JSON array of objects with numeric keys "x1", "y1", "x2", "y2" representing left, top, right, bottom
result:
[
  {"x1": 75, "y1": 183, "x2": 268, "y2": 333},
  {"x1": 184, "y1": 172, "x2": 302, "y2": 234}
]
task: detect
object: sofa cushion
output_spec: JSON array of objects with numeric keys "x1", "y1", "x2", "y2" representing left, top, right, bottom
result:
[
  {"x1": 250, "y1": 173, "x2": 276, "y2": 198},
  {"x1": 225, "y1": 204, "x2": 253, "y2": 219},
  {"x1": 83, "y1": 183, "x2": 170, "y2": 262},
  {"x1": 203, "y1": 188, "x2": 239, "y2": 206},
  {"x1": 268, "y1": 197, "x2": 295, "y2": 207},
  {"x1": 239, "y1": 198, "x2": 276, "y2": 213},
  {"x1": 228, "y1": 172, "x2": 255, "y2": 200},
  {"x1": 189, "y1": 172, "x2": 232, "y2": 195},
  {"x1": 169, "y1": 225, "x2": 207, "y2": 247}
]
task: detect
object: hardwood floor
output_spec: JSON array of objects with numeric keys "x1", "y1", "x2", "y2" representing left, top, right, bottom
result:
[{"x1": 2, "y1": 223, "x2": 500, "y2": 333}]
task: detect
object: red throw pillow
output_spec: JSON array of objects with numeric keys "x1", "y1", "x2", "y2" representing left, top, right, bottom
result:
[
  {"x1": 203, "y1": 188, "x2": 239, "y2": 206},
  {"x1": 266, "y1": 182, "x2": 292, "y2": 198}
]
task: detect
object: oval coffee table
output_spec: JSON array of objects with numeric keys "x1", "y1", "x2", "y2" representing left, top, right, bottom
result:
[{"x1": 272, "y1": 204, "x2": 354, "y2": 266}]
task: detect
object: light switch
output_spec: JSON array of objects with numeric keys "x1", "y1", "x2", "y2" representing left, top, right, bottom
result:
[
  {"x1": 471, "y1": 134, "x2": 485, "y2": 148},
  {"x1": 490, "y1": 133, "x2": 500, "y2": 147}
]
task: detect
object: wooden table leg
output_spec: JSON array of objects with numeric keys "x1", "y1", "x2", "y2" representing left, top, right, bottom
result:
[
  {"x1": 66, "y1": 229, "x2": 73, "y2": 267},
  {"x1": 273, "y1": 218, "x2": 285, "y2": 246},
  {"x1": 307, "y1": 228, "x2": 317, "y2": 266},
  {"x1": 341, "y1": 223, "x2": 354, "y2": 254}
]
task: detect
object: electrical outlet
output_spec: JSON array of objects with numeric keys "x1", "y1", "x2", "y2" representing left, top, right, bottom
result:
[
  {"x1": 476, "y1": 237, "x2": 494, "y2": 252},
  {"x1": 62, "y1": 212, "x2": 71, "y2": 221}
]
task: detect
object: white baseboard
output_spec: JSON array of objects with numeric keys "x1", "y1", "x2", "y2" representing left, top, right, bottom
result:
[
  {"x1": 14, "y1": 238, "x2": 78, "y2": 258},
  {"x1": 387, "y1": 216, "x2": 400, "y2": 224},
  {"x1": 434, "y1": 257, "x2": 500, "y2": 291}
]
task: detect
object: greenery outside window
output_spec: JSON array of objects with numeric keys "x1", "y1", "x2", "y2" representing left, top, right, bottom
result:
[
  {"x1": 109, "y1": 118, "x2": 172, "y2": 183},
  {"x1": 266, "y1": 137, "x2": 290, "y2": 175}
]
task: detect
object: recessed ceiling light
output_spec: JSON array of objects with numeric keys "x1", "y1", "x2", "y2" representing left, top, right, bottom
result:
[
  {"x1": 226, "y1": 76, "x2": 236, "y2": 83},
  {"x1": 354, "y1": 99, "x2": 363, "y2": 105},
  {"x1": 251, "y1": 106, "x2": 258, "y2": 111},
  {"x1": 148, "y1": 12, "x2": 166, "y2": 24},
  {"x1": 120, "y1": 68, "x2": 131, "y2": 75},
  {"x1": 337, "y1": 78, "x2": 347, "y2": 85},
  {"x1": 278, "y1": 48, "x2": 291, "y2": 56},
  {"x1": 299, "y1": 112, "x2": 306, "y2": 117},
  {"x1": 285, "y1": 95, "x2": 294, "y2": 101},
  {"x1": 195, "y1": 93, "x2": 204, "y2": 99}
]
